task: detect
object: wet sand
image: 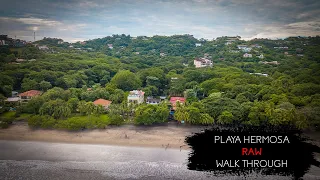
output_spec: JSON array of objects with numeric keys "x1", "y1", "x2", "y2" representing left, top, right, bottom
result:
[{"x1": 0, "y1": 122, "x2": 206, "y2": 150}]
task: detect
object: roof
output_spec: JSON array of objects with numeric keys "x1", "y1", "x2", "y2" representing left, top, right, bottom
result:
[
  {"x1": 194, "y1": 58, "x2": 212, "y2": 63},
  {"x1": 93, "y1": 99, "x2": 112, "y2": 106},
  {"x1": 19, "y1": 90, "x2": 42, "y2": 97},
  {"x1": 146, "y1": 98, "x2": 161, "y2": 103},
  {"x1": 170, "y1": 97, "x2": 186, "y2": 103},
  {"x1": 6, "y1": 97, "x2": 20, "y2": 102},
  {"x1": 129, "y1": 90, "x2": 145, "y2": 96}
]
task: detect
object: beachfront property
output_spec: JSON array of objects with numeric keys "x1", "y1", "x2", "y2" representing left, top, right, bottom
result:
[
  {"x1": 93, "y1": 99, "x2": 112, "y2": 109},
  {"x1": 18, "y1": 90, "x2": 42, "y2": 103},
  {"x1": 128, "y1": 90, "x2": 145, "y2": 105},
  {"x1": 169, "y1": 97, "x2": 186, "y2": 110},
  {"x1": 194, "y1": 57, "x2": 213, "y2": 68}
]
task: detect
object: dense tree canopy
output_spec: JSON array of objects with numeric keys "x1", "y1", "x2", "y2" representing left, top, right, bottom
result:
[{"x1": 1, "y1": 35, "x2": 320, "y2": 129}]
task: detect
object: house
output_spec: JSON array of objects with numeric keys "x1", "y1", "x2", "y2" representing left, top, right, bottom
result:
[
  {"x1": 107, "y1": 44, "x2": 113, "y2": 49},
  {"x1": 243, "y1": 53, "x2": 252, "y2": 58},
  {"x1": 38, "y1": 45, "x2": 49, "y2": 50},
  {"x1": 80, "y1": 41, "x2": 86, "y2": 45},
  {"x1": 128, "y1": 90, "x2": 145, "y2": 105},
  {"x1": 135, "y1": 52, "x2": 140, "y2": 55},
  {"x1": 160, "y1": 53, "x2": 166, "y2": 57},
  {"x1": 225, "y1": 41, "x2": 233, "y2": 45},
  {"x1": 93, "y1": 99, "x2": 112, "y2": 109},
  {"x1": 249, "y1": 73, "x2": 268, "y2": 77},
  {"x1": 260, "y1": 61, "x2": 280, "y2": 65},
  {"x1": 58, "y1": 40, "x2": 63, "y2": 44},
  {"x1": 237, "y1": 45, "x2": 248, "y2": 49},
  {"x1": 251, "y1": 44, "x2": 262, "y2": 48},
  {"x1": 146, "y1": 97, "x2": 161, "y2": 105},
  {"x1": 195, "y1": 43, "x2": 202, "y2": 47},
  {"x1": 194, "y1": 58, "x2": 213, "y2": 68},
  {"x1": 257, "y1": 54, "x2": 264, "y2": 59},
  {"x1": 18, "y1": 90, "x2": 42, "y2": 102},
  {"x1": 16, "y1": 58, "x2": 26, "y2": 62},
  {"x1": 274, "y1": 47, "x2": 288, "y2": 49},
  {"x1": 170, "y1": 97, "x2": 186, "y2": 110}
]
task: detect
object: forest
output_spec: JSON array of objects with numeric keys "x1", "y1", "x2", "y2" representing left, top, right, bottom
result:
[{"x1": 0, "y1": 35, "x2": 319, "y2": 130}]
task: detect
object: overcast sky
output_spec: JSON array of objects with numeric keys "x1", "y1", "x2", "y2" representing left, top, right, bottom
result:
[{"x1": 0, "y1": 0, "x2": 319, "y2": 42}]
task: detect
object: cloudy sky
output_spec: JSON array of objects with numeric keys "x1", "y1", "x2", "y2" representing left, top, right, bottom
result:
[{"x1": 0, "y1": 0, "x2": 319, "y2": 42}]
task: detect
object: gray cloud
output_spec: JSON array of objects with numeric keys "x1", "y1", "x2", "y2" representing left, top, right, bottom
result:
[{"x1": 0, "y1": 0, "x2": 319, "y2": 42}]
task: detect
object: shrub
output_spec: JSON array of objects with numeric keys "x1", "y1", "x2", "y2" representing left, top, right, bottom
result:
[
  {"x1": 28, "y1": 115, "x2": 56, "y2": 128},
  {"x1": 109, "y1": 113, "x2": 124, "y2": 125},
  {"x1": 55, "y1": 115, "x2": 110, "y2": 130}
]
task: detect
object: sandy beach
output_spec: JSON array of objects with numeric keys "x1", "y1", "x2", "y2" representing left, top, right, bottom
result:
[{"x1": 0, "y1": 122, "x2": 206, "y2": 150}]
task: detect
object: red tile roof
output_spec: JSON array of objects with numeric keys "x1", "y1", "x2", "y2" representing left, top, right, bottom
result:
[
  {"x1": 93, "y1": 99, "x2": 112, "y2": 106},
  {"x1": 170, "y1": 97, "x2": 186, "y2": 110},
  {"x1": 170, "y1": 97, "x2": 186, "y2": 103},
  {"x1": 19, "y1": 90, "x2": 42, "y2": 97}
]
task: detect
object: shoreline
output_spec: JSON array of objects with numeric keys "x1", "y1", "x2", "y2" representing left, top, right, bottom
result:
[{"x1": 0, "y1": 122, "x2": 206, "y2": 150}]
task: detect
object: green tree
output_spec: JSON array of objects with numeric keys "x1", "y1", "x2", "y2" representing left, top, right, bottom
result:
[
  {"x1": 39, "y1": 99, "x2": 71, "y2": 119},
  {"x1": 110, "y1": 70, "x2": 142, "y2": 91},
  {"x1": 217, "y1": 111, "x2": 234, "y2": 124},
  {"x1": 39, "y1": 80, "x2": 52, "y2": 91}
]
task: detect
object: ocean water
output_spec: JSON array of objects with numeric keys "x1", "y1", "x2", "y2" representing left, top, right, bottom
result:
[{"x1": 0, "y1": 140, "x2": 318, "y2": 180}]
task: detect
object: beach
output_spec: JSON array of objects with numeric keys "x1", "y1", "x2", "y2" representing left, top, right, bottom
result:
[{"x1": 0, "y1": 122, "x2": 206, "y2": 150}]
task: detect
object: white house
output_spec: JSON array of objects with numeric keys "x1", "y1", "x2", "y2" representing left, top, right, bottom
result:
[
  {"x1": 194, "y1": 58, "x2": 213, "y2": 68},
  {"x1": 160, "y1": 53, "x2": 166, "y2": 57},
  {"x1": 38, "y1": 45, "x2": 49, "y2": 50},
  {"x1": 243, "y1": 53, "x2": 253, "y2": 58},
  {"x1": 257, "y1": 54, "x2": 264, "y2": 59},
  {"x1": 128, "y1": 90, "x2": 145, "y2": 105},
  {"x1": 237, "y1": 45, "x2": 248, "y2": 49},
  {"x1": 249, "y1": 73, "x2": 268, "y2": 77},
  {"x1": 195, "y1": 43, "x2": 202, "y2": 47},
  {"x1": 107, "y1": 44, "x2": 113, "y2": 49}
]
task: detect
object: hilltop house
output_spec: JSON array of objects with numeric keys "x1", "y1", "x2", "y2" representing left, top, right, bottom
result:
[
  {"x1": 170, "y1": 97, "x2": 186, "y2": 110},
  {"x1": 38, "y1": 45, "x2": 49, "y2": 50},
  {"x1": 195, "y1": 43, "x2": 202, "y2": 47},
  {"x1": 93, "y1": 99, "x2": 112, "y2": 109},
  {"x1": 18, "y1": 90, "x2": 42, "y2": 103},
  {"x1": 128, "y1": 90, "x2": 145, "y2": 105},
  {"x1": 107, "y1": 44, "x2": 113, "y2": 49},
  {"x1": 243, "y1": 53, "x2": 253, "y2": 58},
  {"x1": 194, "y1": 58, "x2": 213, "y2": 68}
]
